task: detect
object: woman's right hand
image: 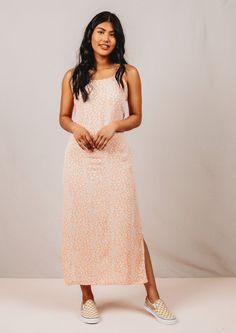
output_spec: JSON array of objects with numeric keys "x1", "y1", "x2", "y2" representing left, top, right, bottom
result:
[{"x1": 72, "y1": 124, "x2": 95, "y2": 151}]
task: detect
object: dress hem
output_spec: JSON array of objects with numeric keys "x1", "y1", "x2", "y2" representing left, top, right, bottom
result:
[
  {"x1": 62, "y1": 236, "x2": 149, "y2": 286},
  {"x1": 63, "y1": 278, "x2": 148, "y2": 286}
]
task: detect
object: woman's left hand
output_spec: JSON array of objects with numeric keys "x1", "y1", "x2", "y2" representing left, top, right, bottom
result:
[{"x1": 93, "y1": 122, "x2": 117, "y2": 150}]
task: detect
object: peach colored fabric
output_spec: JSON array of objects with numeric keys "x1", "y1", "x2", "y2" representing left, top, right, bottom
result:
[{"x1": 62, "y1": 74, "x2": 148, "y2": 285}]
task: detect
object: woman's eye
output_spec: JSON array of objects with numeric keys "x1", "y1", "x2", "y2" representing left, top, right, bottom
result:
[{"x1": 97, "y1": 31, "x2": 115, "y2": 37}]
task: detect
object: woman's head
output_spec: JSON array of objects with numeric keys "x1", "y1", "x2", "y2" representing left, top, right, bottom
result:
[
  {"x1": 72, "y1": 11, "x2": 128, "y2": 102},
  {"x1": 90, "y1": 21, "x2": 117, "y2": 60}
]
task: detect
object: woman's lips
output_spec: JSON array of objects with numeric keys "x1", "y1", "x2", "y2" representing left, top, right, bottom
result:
[{"x1": 99, "y1": 44, "x2": 110, "y2": 50}]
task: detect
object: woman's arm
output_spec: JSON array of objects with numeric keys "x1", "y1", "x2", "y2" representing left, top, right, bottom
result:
[
  {"x1": 112, "y1": 64, "x2": 142, "y2": 132},
  {"x1": 59, "y1": 68, "x2": 78, "y2": 134},
  {"x1": 59, "y1": 68, "x2": 95, "y2": 151}
]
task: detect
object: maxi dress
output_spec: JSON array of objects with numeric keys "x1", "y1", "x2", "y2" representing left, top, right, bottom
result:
[{"x1": 61, "y1": 73, "x2": 148, "y2": 285}]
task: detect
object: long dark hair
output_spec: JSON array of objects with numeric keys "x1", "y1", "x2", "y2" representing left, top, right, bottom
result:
[{"x1": 71, "y1": 11, "x2": 128, "y2": 102}]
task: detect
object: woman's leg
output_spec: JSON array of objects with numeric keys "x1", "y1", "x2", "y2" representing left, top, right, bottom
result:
[
  {"x1": 143, "y1": 239, "x2": 161, "y2": 302},
  {"x1": 80, "y1": 285, "x2": 94, "y2": 303}
]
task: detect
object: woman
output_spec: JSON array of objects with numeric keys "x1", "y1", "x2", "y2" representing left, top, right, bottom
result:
[{"x1": 59, "y1": 11, "x2": 177, "y2": 325}]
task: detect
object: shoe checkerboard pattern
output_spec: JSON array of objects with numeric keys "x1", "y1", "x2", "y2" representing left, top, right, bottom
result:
[
  {"x1": 80, "y1": 299, "x2": 100, "y2": 324},
  {"x1": 144, "y1": 296, "x2": 177, "y2": 324}
]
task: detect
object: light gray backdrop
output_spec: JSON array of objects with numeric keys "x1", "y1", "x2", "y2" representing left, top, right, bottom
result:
[{"x1": 0, "y1": 0, "x2": 235, "y2": 278}]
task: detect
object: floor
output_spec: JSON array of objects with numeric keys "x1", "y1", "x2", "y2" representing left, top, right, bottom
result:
[{"x1": 0, "y1": 277, "x2": 235, "y2": 333}]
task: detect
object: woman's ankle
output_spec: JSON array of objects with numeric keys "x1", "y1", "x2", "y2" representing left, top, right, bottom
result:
[
  {"x1": 146, "y1": 289, "x2": 160, "y2": 303},
  {"x1": 82, "y1": 294, "x2": 94, "y2": 303}
]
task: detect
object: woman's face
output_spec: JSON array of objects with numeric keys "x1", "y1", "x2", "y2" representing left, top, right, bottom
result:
[{"x1": 91, "y1": 21, "x2": 116, "y2": 57}]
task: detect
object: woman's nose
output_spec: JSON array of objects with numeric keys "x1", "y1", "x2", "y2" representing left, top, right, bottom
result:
[{"x1": 102, "y1": 35, "x2": 109, "y2": 42}]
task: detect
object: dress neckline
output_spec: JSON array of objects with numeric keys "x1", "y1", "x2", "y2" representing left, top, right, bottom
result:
[
  {"x1": 91, "y1": 74, "x2": 128, "y2": 87},
  {"x1": 91, "y1": 73, "x2": 116, "y2": 81},
  {"x1": 73, "y1": 76, "x2": 128, "y2": 101}
]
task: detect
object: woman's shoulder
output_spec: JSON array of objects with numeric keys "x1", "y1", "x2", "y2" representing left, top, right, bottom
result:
[
  {"x1": 123, "y1": 64, "x2": 141, "y2": 85},
  {"x1": 61, "y1": 67, "x2": 75, "y2": 96},
  {"x1": 63, "y1": 67, "x2": 75, "y2": 80},
  {"x1": 62, "y1": 67, "x2": 75, "y2": 90},
  {"x1": 124, "y1": 63, "x2": 138, "y2": 72}
]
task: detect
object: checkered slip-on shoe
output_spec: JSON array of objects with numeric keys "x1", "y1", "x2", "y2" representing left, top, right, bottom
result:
[
  {"x1": 144, "y1": 296, "x2": 177, "y2": 325},
  {"x1": 80, "y1": 299, "x2": 100, "y2": 324}
]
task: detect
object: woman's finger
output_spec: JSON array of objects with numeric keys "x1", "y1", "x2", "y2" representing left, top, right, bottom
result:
[
  {"x1": 83, "y1": 135, "x2": 94, "y2": 150},
  {"x1": 86, "y1": 134, "x2": 95, "y2": 149},
  {"x1": 77, "y1": 139, "x2": 88, "y2": 151},
  {"x1": 100, "y1": 139, "x2": 108, "y2": 150},
  {"x1": 94, "y1": 134, "x2": 102, "y2": 146},
  {"x1": 97, "y1": 135, "x2": 106, "y2": 148},
  {"x1": 97, "y1": 137, "x2": 106, "y2": 149}
]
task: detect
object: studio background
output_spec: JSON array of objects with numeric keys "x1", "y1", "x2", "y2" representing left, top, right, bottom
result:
[{"x1": 0, "y1": 0, "x2": 235, "y2": 278}]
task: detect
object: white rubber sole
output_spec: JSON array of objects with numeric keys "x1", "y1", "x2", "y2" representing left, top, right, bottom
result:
[
  {"x1": 144, "y1": 305, "x2": 177, "y2": 325},
  {"x1": 80, "y1": 314, "x2": 100, "y2": 324}
]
